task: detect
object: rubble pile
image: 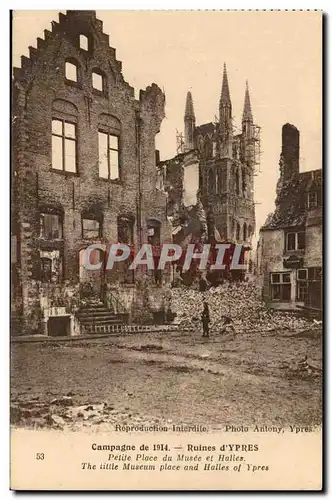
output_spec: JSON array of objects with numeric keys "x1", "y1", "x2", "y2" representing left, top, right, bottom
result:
[{"x1": 170, "y1": 281, "x2": 316, "y2": 333}]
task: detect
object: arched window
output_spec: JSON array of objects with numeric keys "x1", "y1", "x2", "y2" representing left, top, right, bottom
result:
[
  {"x1": 147, "y1": 218, "x2": 161, "y2": 246},
  {"x1": 248, "y1": 225, "x2": 253, "y2": 240},
  {"x1": 199, "y1": 167, "x2": 203, "y2": 190},
  {"x1": 217, "y1": 168, "x2": 223, "y2": 194},
  {"x1": 117, "y1": 215, "x2": 134, "y2": 245},
  {"x1": 82, "y1": 215, "x2": 102, "y2": 240},
  {"x1": 65, "y1": 58, "x2": 80, "y2": 83},
  {"x1": 198, "y1": 136, "x2": 204, "y2": 153},
  {"x1": 235, "y1": 170, "x2": 240, "y2": 195},
  {"x1": 40, "y1": 257, "x2": 52, "y2": 283},
  {"x1": 40, "y1": 208, "x2": 63, "y2": 240},
  {"x1": 236, "y1": 222, "x2": 241, "y2": 241},
  {"x1": 92, "y1": 69, "x2": 106, "y2": 93},
  {"x1": 208, "y1": 169, "x2": 215, "y2": 194},
  {"x1": 79, "y1": 34, "x2": 89, "y2": 51},
  {"x1": 204, "y1": 138, "x2": 213, "y2": 159},
  {"x1": 232, "y1": 220, "x2": 236, "y2": 239},
  {"x1": 243, "y1": 222, "x2": 247, "y2": 242},
  {"x1": 242, "y1": 167, "x2": 247, "y2": 196}
]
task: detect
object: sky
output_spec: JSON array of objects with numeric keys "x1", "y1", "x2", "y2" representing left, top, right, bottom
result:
[{"x1": 12, "y1": 10, "x2": 322, "y2": 235}]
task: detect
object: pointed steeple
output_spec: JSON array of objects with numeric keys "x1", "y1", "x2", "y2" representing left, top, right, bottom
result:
[
  {"x1": 220, "y1": 63, "x2": 231, "y2": 106},
  {"x1": 184, "y1": 91, "x2": 195, "y2": 152},
  {"x1": 219, "y1": 63, "x2": 232, "y2": 157},
  {"x1": 242, "y1": 80, "x2": 253, "y2": 122},
  {"x1": 184, "y1": 91, "x2": 195, "y2": 120}
]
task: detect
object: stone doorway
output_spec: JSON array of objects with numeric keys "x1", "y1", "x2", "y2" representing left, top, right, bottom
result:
[{"x1": 78, "y1": 247, "x2": 105, "y2": 302}]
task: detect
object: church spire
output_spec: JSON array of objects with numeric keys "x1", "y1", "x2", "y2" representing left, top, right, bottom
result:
[
  {"x1": 219, "y1": 63, "x2": 232, "y2": 156},
  {"x1": 220, "y1": 62, "x2": 231, "y2": 106},
  {"x1": 242, "y1": 80, "x2": 253, "y2": 122},
  {"x1": 184, "y1": 91, "x2": 195, "y2": 120},
  {"x1": 184, "y1": 91, "x2": 195, "y2": 151}
]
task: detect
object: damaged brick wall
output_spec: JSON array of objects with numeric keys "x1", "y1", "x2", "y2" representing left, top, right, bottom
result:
[{"x1": 12, "y1": 10, "x2": 171, "y2": 334}]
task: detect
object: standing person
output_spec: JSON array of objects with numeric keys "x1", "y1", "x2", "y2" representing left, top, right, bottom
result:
[{"x1": 201, "y1": 300, "x2": 210, "y2": 338}]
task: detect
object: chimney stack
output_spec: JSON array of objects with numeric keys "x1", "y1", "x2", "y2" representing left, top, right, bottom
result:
[{"x1": 281, "y1": 123, "x2": 300, "y2": 181}]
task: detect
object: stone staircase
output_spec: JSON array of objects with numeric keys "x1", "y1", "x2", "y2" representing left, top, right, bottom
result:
[{"x1": 77, "y1": 302, "x2": 127, "y2": 335}]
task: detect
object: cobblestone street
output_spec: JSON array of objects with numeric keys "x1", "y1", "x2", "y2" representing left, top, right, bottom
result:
[{"x1": 11, "y1": 326, "x2": 322, "y2": 432}]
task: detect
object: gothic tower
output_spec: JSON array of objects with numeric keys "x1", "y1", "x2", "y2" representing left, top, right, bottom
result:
[
  {"x1": 242, "y1": 80, "x2": 254, "y2": 160},
  {"x1": 184, "y1": 91, "x2": 195, "y2": 151},
  {"x1": 241, "y1": 81, "x2": 255, "y2": 203},
  {"x1": 242, "y1": 81, "x2": 253, "y2": 135},
  {"x1": 219, "y1": 63, "x2": 233, "y2": 158}
]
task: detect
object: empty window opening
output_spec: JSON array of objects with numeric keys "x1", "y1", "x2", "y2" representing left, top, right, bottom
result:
[
  {"x1": 92, "y1": 72, "x2": 104, "y2": 92},
  {"x1": 82, "y1": 218, "x2": 101, "y2": 240},
  {"x1": 208, "y1": 169, "x2": 215, "y2": 194},
  {"x1": 235, "y1": 170, "x2": 240, "y2": 195},
  {"x1": 52, "y1": 119, "x2": 77, "y2": 173},
  {"x1": 40, "y1": 251, "x2": 63, "y2": 284},
  {"x1": 242, "y1": 168, "x2": 247, "y2": 195},
  {"x1": 236, "y1": 222, "x2": 241, "y2": 241},
  {"x1": 40, "y1": 258, "x2": 52, "y2": 283},
  {"x1": 98, "y1": 131, "x2": 119, "y2": 180},
  {"x1": 65, "y1": 61, "x2": 78, "y2": 82},
  {"x1": 243, "y1": 222, "x2": 247, "y2": 242},
  {"x1": 40, "y1": 212, "x2": 63, "y2": 239},
  {"x1": 118, "y1": 216, "x2": 134, "y2": 245},
  {"x1": 79, "y1": 34, "x2": 89, "y2": 51}
]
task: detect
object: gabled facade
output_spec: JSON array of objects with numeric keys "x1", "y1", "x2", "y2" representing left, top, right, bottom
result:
[
  {"x1": 12, "y1": 10, "x2": 171, "y2": 335},
  {"x1": 258, "y1": 124, "x2": 322, "y2": 310}
]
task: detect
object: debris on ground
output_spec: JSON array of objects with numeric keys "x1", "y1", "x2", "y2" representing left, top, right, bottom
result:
[
  {"x1": 282, "y1": 355, "x2": 323, "y2": 380},
  {"x1": 50, "y1": 396, "x2": 73, "y2": 406},
  {"x1": 170, "y1": 281, "x2": 318, "y2": 333},
  {"x1": 45, "y1": 414, "x2": 65, "y2": 428}
]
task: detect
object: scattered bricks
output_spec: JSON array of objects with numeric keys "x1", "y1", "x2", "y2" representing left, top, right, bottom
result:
[
  {"x1": 50, "y1": 396, "x2": 73, "y2": 406},
  {"x1": 45, "y1": 414, "x2": 65, "y2": 428},
  {"x1": 170, "y1": 281, "x2": 314, "y2": 333}
]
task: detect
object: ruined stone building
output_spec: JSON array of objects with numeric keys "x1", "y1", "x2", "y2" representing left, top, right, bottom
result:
[
  {"x1": 157, "y1": 64, "x2": 258, "y2": 279},
  {"x1": 257, "y1": 124, "x2": 322, "y2": 311},
  {"x1": 11, "y1": 10, "x2": 172, "y2": 335}
]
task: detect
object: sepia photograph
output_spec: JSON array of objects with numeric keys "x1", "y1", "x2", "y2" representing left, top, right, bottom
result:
[{"x1": 10, "y1": 9, "x2": 323, "y2": 490}]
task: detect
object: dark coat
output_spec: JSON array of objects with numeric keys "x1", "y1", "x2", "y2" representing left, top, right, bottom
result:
[{"x1": 202, "y1": 304, "x2": 210, "y2": 323}]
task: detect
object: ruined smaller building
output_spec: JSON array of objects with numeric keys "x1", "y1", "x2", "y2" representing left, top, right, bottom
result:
[{"x1": 258, "y1": 124, "x2": 322, "y2": 310}]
